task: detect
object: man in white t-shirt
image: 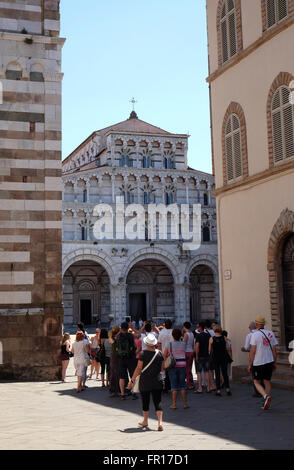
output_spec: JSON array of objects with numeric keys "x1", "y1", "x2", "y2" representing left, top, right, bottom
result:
[
  {"x1": 248, "y1": 316, "x2": 278, "y2": 410},
  {"x1": 158, "y1": 319, "x2": 173, "y2": 393},
  {"x1": 242, "y1": 322, "x2": 256, "y2": 352}
]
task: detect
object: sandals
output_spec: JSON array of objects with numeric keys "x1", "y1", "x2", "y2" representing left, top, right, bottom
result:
[{"x1": 158, "y1": 425, "x2": 164, "y2": 432}]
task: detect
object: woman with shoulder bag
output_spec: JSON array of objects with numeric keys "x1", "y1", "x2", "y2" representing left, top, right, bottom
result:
[
  {"x1": 89, "y1": 329, "x2": 100, "y2": 379},
  {"x1": 163, "y1": 328, "x2": 189, "y2": 410},
  {"x1": 108, "y1": 325, "x2": 120, "y2": 397},
  {"x1": 128, "y1": 333, "x2": 164, "y2": 431},
  {"x1": 98, "y1": 329, "x2": 111, "y2": 387},
  {"x1": 209, "y1": 325, "x2": 232, "y2": 397}
]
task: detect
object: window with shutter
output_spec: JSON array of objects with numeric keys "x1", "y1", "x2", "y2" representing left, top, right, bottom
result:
[
  {"x1": 272, "y1": 86, "x2": 294, "y2": 164},
  {"x1": 266, "y1": 0, "x2": 288, "y2": 29},
  {"x1": 220, "y1": 0, "x2": 238, "y2": 64},
  {"x1": 225, "y1": 114, "x2": 243, "y2": 182}
]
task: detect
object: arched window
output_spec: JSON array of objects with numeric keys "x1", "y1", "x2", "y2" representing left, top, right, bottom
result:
[
  {"x1": 81, "y1": 226, "x2": 87, "y2": 241},
  {"x1": 163, "y1": 153, "x2": 175, "y2": 169},
  {"x1": 203, "y1": 226, "x2": 211, "y2": 243},
  {"x1": 165, "y1": 192, "x2": 174, "y2": 205},
  {"x1": 225, "y1": 114, "x2": 243, "y2": 181},
  {"x1": 143, "y1": 192, "x2": 151, "y2": 205},
  {"x1": 203, "y1": 193, "x2": 209, "y2": 206},
  {"x1": 83, "y1": 189, "x2": 87, "y2": 203},
  {"x1": 265, "y1": 0, "x2": 288, "y2": 29},
  {"x1": 220, "y1": 0, "x2": 237, "y2": 63},
  {"x1": 127, "y1": 191, "x2": 134, "y2": 204},
  {"x1": 271, "y1": 85, "x2": 294, "y2": 163},
  {"x1": 142, "y1": 153, "x2": 152, "y2": 168}
]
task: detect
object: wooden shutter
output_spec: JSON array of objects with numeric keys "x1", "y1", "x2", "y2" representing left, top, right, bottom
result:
[
  {"x1": 272, "y1": 86, "x2": 294, "y2": 163},
  {"x1": 272, "y1": 111, "x2": 284, "y2": 162},
  {"x1": 283, "y1": 105, "x2": 294, "y2": 159},
  {"x1": 267, "y1": 0, "x2": 288, "y2": 28},
  {"x1": 278, "y1": 0, "x2": 288, "y2": 21},
  {"x1": 226, "y1": 134, "x2": 234, "y2": 181},
  {"x1": 220, "y1": 0, "x2": 237, "y2": 64},
  {"x1": 267, "y1": 0, "x2": 276, "y2": 27},
  {"x1": 228, "y1": 10, "x2": 237, "y2": 57},
  {"x1": 233, "y1": 132, "x2": 242, "y2": 178},
  {"x1": 225, "y1": 114, "x2": 243, "y2": 182}
]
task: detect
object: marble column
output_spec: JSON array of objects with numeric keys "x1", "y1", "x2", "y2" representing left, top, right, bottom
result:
[
  {"x1": 110, "y1": 283, "x2": 127, "y2": 324},
  {"x1": 174, "y1": 283, "x2": 190, "y2": 325}
]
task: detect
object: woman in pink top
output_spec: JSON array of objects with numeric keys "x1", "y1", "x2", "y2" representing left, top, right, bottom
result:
[
  {"x1": 134, "y1": 332, "x2": 142, "y2": 362},
  {"x1": 163, "y1": 328, "x2": 188, "y2": 409}
]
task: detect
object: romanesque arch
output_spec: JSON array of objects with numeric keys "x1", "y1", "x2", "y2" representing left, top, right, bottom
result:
[
  {"x1": 186, "y1": 255, "x2": 220, "y2": 323},
  {"x1": 267, "y1": 208, "x2": 294, "y2": 347},
  {"x1": 62, "y1": 249, "x2": 117, "y2": 284},
  {"x1": 120, "y1": 247, "x2": 182, "y2": 284}
]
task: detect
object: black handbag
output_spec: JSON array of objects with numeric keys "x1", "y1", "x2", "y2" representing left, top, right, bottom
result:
[{"x1": 95, "y1": 342, "x2": 105, "y2": 362}]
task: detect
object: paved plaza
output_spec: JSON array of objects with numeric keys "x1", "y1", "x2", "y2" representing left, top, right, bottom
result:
[{"x1": 1, "y1": 356, "x2": 294, "y2": 451}]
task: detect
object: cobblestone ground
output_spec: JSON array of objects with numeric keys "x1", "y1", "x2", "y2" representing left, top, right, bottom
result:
[{"x1": 1, "y1": 355, "x2": 293, "y2": 450}]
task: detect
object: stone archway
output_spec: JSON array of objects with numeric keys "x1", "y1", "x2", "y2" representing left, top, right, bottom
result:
[
  {"x1": 63, "y1": 260, "x2": 111, "y2": 326},
  {"x1": 62, "y1": 249, "x2": 116, "y2": 284},
  {"x1": 120, "y1": 247, "x2": 181, "y2": 285},
  {"x1": 267, "y1": 208, "x2": 294, "y2": 347},
  {"x1": 186, "y1": 255, "x2": 220, "y2": 324}
]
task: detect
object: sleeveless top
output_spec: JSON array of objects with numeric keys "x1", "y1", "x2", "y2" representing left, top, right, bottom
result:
[
  {"x1": 185, "y1": 332, "x2": 195, "y2": 353},
  {"x1": 91, "y1": 336, "x2": 99, "y2": 350},
  {"x1": 103, "y1": 338, "x2": 112, "y2": 358},
  {"x1": 73, "y1": 341, "x2": 87, "y2": 364},
  {"x1": 211, "y1": 335, "x2": 227, "y2": 362},
  {"x1": 61, "y1": 344, "x2": 70, "y2": 359}
]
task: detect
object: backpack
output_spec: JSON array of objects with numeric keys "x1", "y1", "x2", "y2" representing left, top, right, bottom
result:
[{"x1": 116, "y1": 333, "x2": 134, "y2": 359}]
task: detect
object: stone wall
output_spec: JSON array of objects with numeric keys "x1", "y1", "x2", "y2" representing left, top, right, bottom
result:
[{"x1": 0, "y1": 0, "x2": 65, "y2": 380}]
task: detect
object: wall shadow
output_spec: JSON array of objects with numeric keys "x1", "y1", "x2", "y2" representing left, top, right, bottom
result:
[{"x1": 54, "y1": 378, "x2": 294, "y2": 450}]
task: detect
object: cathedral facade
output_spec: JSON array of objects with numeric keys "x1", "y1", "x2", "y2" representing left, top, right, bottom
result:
[{"x1": 62, "y1": 112, "x2": 219, "y2": 327}]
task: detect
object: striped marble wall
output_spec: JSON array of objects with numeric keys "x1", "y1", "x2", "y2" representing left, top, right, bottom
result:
[{"x1": 0, "y1": 0, "x2": 65, "y2": 380}]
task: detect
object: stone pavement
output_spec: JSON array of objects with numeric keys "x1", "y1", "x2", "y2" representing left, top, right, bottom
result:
[{"x1": 1, "y1": 357, "x2": 294, "y2": 451}]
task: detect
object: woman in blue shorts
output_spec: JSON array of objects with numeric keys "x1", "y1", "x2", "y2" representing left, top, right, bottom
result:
[{"x1": 163, "y1": 328, "x2": 189, "y2": 409}]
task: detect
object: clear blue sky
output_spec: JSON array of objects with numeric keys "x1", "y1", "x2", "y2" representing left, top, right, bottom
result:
[{"x1": 60, "y1": 0, "x2": 212, "y2": 174}]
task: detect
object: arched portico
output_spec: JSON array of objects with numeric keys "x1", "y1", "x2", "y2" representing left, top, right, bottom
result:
[
  {"x1": 267, "y1": 208, "x2": 294, "y2": 348},
  {"x1": 62, "y1": 249, "x2": 117, "y2": 284},
  {"x1": 186, "y1": 255, "x2": 220, "y2": 324},
  {"x1": 120, "y1": 247, "x2": 181, "y2": 285}
]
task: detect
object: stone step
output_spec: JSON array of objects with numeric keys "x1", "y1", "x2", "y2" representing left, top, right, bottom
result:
[
  {"x1": 272, "y1": 368, "x2": 294, "y2": 384},
  {"x1": 240, "y1": 375, "x2": 294, "y2": 392},
  {"x1": 276, "y1": 358, "x2": 292, "y2": 370},
  {"x1": 278, "y1": 351, "x2": 291, "y2": 361}
]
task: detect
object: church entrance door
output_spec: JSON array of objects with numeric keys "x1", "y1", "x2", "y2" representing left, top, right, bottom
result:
[
  {"x1": 80, "y1": 299, "x2": 92, "y2": 325},
  {"x1": 129, "y1": 293, "x2": 147, "y2": 323}
]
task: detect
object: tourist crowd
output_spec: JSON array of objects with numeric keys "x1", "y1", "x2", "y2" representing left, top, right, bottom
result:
[{"x1": 60, "y1": 315, "x2": 279, "y2": 431}]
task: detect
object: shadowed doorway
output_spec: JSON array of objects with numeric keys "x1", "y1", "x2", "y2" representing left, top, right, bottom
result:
[
  {"x1": 129, "y1": 293, "x2": 147, "y2": 323},
  {"x1": 80, "y1": 299, "x2": 92, "y2": 325}
]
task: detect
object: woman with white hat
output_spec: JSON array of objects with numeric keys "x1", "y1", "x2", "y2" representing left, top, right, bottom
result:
[{"x1": 128, "y1": 333, "x2": 164, "y2": 431}]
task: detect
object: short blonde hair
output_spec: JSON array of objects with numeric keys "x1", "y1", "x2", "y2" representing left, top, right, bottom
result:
[{"x1": 213, "y1": 324, "x2": 223, "y2": 334}]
